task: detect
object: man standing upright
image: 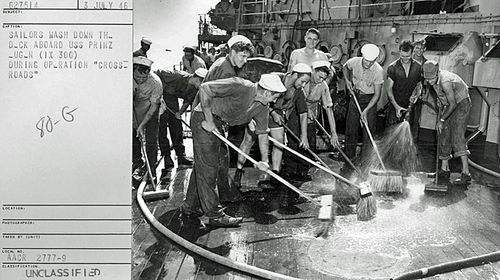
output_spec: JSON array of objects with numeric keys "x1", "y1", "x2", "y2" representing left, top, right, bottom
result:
[
  {"x1": 132, "y1": 56, "x2": 162, "y2": 182},
  {"x1": 386, "y1": 40, "x2": 423, "y2": 127},
  {"x1": 423, "y1": 60, "x2": 472, "y2": 185},
  {"x1": 133, "y1": 37, "x2": 152, "y2": 57},
  {"x1": 412, "y1": 38, "x2": 432, "y2": 139},
  {"x1": 343, "y1": 43, "x2": 384, "y2": 160},
  {"x1": 287, "y1": 28, "x2": 328, "y2": 71},
  {"x1": 412, "y1": 38, "x2": 427, "y2": 65},
  {"x1": 182, "y1": 46, "x2": 206, "y2": 74}
]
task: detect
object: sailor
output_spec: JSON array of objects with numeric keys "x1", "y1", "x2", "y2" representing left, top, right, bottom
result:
[
  {"x1": 180, "y1": 74, "x2": 286, "y2": 227},
  {"x1": 283, "y1": 60, "x2": 339, "y2": 181},
  {"x1": 133, "y1": 37, "x2": 152, "y2": 57},
  {"x1": 342, "y1": 43, "x2": 384, "y2": 160},
  {"x1": 204, "y1": 35, "x2": 253, "y2": 81},
  {"x1": 154, "y1": 68, "x2": 208, "y2": 175},
  {"x1": 423, "y1": 60, "x2": 472, "y2": 185},
  {"x1": 233, "y1": 63, "x2": 312, "y2": 188},
  {"x1": 182, "y1": 46, "x2": 207, "y2": 74},
  {"x1": 385, "y1": 40, "x2": 423, "y2": 127},
  {"x1": 287, "y1": 28, "x2": 328, "y2": 71},
  {"x1": 412, "y1": 38, "x2": 428, "y2": 65},
  {"x1": 305, "y1": 60, "x2": 340, "y2": 149},
  {"x1": 192, "y1": 34, "x2": 255, "y2": 203},
  {"x1": 132, "y1": 56, "x2": 162, "y2": 182},
  {"x1": 412, "y1": 37, "x2": 433, "y2": 139}
]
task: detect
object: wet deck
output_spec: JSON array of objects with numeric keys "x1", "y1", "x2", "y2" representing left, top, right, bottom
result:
[{"x1": 131, "y1": 140, "x2": 500, "y2": 280}]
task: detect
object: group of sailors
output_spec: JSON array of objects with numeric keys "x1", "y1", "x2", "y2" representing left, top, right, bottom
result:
[{"x1": 132, "y1": 28, "x2": 472, "y2": 227}]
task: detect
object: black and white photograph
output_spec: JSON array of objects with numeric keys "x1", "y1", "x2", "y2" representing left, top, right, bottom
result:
[{"x1": 2, "y1": 0, "x2": 500, "y2": 279}]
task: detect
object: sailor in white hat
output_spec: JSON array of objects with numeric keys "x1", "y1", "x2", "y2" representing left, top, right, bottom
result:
[
  {"x1": 182, "y1": 45, "x2": 207, "y2": 74},
  {"x1": 361, "y1": 43, "x2": 380, "y2": 62},
  {"x1": 133, "y1": 37, "x2": 152, "y2": 57},
  {"x1": 274, "y1": 59, "x2": 339, "y2": 183},
  {"x1": 132, "y1": 56, "x2": 163, "y2": 182},
  {"x1": 187, "y1": 34, "x2": 255, "y2": 204},
  {"x1": 308, "y1": 60, "x2": 339, "y2": 147},
  {"x1": 181, "y1": 74, "x2": 285, "y2": 227},
  {"x1": 342, "y1": 43, "x2": 384, "y2": 162},
  {"x1": 204, "y1": 34, "x2": 254, "y2": 82},
  {"x1": 233, "y1": 63, "x2": 314, "y2": 192},
  {"x1": 153, "y1": 67, "x2": 208, "y2": 175}
]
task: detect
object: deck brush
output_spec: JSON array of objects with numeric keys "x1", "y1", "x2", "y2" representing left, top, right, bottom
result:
[
  {"x1": 350, "y1": 90, "x2": 404, "y2": 193},
  {"x1": 269, "y1": 136, "x2": 377, "y2": 222},
  {"x1": 315, "y1": 195, "x2": 337, "y2": 238}
]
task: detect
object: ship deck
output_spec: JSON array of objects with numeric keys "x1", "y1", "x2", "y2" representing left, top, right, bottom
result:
[{"x1": 131, "y1": 136, "x2": 500, "y2": 280}]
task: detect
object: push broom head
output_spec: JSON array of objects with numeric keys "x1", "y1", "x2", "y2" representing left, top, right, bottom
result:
[
  {"x1": 315, "y1": 195, "x2": 336, "y2": 238},
  {"x1": 368, "y1": 169, "x2": 404, "y2": 193},
  {"x1": 356, "y1": 181, "x2": 377, "y2": 221}
]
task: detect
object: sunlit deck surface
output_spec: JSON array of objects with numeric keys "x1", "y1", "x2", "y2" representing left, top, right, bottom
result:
[{"x1": 131, "y1": 137, "x2": 500, "y2": 280}]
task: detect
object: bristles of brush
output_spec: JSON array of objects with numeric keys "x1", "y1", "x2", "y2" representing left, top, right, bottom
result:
[
  {"x1": 356, "y1": 182, "x2": 377, "y2": 221},
  {"x1": 367, "y1": 173, "x2": 404, "y2": 193},
  {"x1": 315, "y1": 195, "x2": 336, "y2": 238}
]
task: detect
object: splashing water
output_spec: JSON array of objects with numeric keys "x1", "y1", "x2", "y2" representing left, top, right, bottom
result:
[{"x1": 361, "y1": 121, "x2": 421, "y2": 176}]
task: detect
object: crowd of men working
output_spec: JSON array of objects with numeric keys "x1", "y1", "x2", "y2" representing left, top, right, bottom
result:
[{"x1": 132, "y1": 28, "x2": 472, "y2": 227}]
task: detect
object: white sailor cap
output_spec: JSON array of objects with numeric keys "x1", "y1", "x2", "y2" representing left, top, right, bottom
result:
[
  {"x1": 133, "y1": 56, "x2": 153, "y2": 67},
  {"x1": 361, "y1": 43, "x2": 380, "y2": 61},
  {"x1": 292, "y1": 63, "x2": 312, "y2": 74},
  {"x1": 227, "y1": 35, "x2": 252, "y2": 48},
  {"x1": 141, "y1": 37, "x2": 152, "y2": 45},
  {"x1": 259, "y1": 74, "x2": 286, "y2": 92},
  {"x1": 194, "y1": 68, "x2": 208, "y2": 79},
  {"x1": 311, "y1": 60, "x2": 330, "y2": 70},
  {"x1": 183, "y1": 46, "x2": 196, "y2": 53}
]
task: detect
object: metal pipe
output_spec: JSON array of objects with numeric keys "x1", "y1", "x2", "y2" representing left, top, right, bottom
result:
[
  {"x1": 466, "y1": 87, "x2": 490, "y2": 144},
  {"x1": 357, "y1": 0, "x2": 362, "y2": 20}
]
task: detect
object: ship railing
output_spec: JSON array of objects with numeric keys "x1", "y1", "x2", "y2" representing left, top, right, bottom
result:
[{"x1": 236, "y1": 0, "x2": 471, "y2": 26}]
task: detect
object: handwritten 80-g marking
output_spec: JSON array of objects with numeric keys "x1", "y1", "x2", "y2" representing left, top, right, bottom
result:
[{"x1": 36, "y1": 106, "x2": 78, "y2": 138}]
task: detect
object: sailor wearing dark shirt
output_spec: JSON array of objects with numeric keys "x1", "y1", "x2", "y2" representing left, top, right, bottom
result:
[
  {"x1": 180, "y1": 74, "x2": 286, "y2": 227},
  {"x1": 191, "y1": 34, "x2": 255, "y2": 203},
  {"x1": 386, "y1": 40, "x2": 423, "y2": 126},
  {"x1": 154, "y1": 68, "x2": 208, "y2": 172}
]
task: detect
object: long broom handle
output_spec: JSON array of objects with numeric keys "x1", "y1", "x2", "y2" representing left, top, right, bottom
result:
[
  {"x1": 435, "y1": 106, "x2": 441, "y2": 185},
  {"x1": 133, "y1": 107, "x2": 158, "y2": 190},
  {"x1": 280, "y1": 123, "x2": 329, "y2": 169},
  {"x1": 140, "y1": 135, "x2": 157, "y2": 188},
  {"x1": 164, "y1": 106, "x2": 319, "y2": 206},
  {"x1": 311, "y1": 116, "x2": 363, "y2": 176},
  {"x1": 211, "y1": 130, "x2": 320, "y2": 206},
  {"x1": 269, "y1": 136, "x2": 360, "y2": 189},
  {"x1": 349, "y1": 90, "x2": 386, "y2": 170}
]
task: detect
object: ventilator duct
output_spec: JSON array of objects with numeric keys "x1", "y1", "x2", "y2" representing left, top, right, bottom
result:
[
  {"x1": 421, "y1": 31, "x2": 482, "y2": 86},
  {"x1": 425, "y1": 34, "x2": 462, "y2": 52}
]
